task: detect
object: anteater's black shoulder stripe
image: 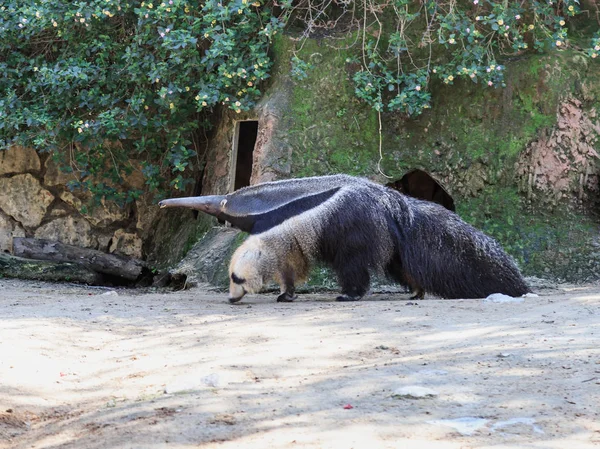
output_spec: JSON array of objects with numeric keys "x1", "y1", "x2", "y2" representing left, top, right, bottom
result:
[{"x1": 221, "y1": 187, "x2": 341, "y2": 234}]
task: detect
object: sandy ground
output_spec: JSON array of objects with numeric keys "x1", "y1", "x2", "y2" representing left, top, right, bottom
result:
[{"x1": 1, "y1": 278, "x2": 599, "y2": 449}]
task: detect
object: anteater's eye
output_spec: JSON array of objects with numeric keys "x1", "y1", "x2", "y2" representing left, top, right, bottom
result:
[{"x1": 231, "y1": 273, "x2": 246, "y2": 285}]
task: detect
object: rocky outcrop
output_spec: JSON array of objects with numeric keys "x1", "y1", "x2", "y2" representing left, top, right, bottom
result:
[
  {"x1": 0, "y1": 174, "x2": 55, "y2": 227},
  {"x1": 0, "y1": 211, "x2": 26, "y2": 254},
  {"x1": 109, "y1": 229, "x2": 143, "y2": 259},
  {"x1": 202, "y1": 111, "x2": 235, "y2": 195},
  {"x1": 517, "y1": 99, "x2": 600, "y2": 208},
  {"x1": 43, "y1": 156, "x2": 76, "y2": 186},
  {"x1": 34, "y1": 216, "x2": 97, "y2": 248},
  {"x1": 0, "y1": 147, "x2": 155, "y2": 262},
  {"x1": 59, "y1": 191, "x2": 129, "y2": 226},
  {"x1": 0, "y1": 146, "x2": 40, "y2": 175},
  {"x1": 251, "y1": 87, "x2": 293, "y2": 184},
  {"x1": 169, "y1": 227, "x2": 241, "y2": 288}
]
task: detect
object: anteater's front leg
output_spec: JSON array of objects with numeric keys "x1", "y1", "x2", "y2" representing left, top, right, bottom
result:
[
  {"x1": 277, "y1": 287, "x2": 297, "y2": 302},
  {"x1": 276, "y1": 267, "x2": 298, "y2": 303}
]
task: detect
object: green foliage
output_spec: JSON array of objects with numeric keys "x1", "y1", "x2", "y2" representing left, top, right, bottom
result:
[
  {"x1": 0, "y1": 0, "x2": 284, "y2": 201},
  {"x1": 1, "y1": 1, "x2": 598, "y2": 203},
  {"x1": 290, "y1": 0, "x2": 598, "y2": 117},
  {"x1": 299, "y1": 265, "x2": 338, "y2": 292},
  {"x1": 589, "y1": 32, "x2": 600, "y2": 59},
  {"x1": 290, "y1": 55, "x2": 312, "y2": 80}
]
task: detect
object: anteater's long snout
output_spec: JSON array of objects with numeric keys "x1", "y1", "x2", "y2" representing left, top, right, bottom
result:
[{"x1": 158, "y1": 195, "x2": 227, "y2": 216}]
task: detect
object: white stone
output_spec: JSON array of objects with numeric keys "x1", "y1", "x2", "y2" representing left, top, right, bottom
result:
[
  {"x1": 164, "y1": 373, "x2": 222, "y2": 394},
  {"x1": 0, "y1": 174, "x2": 54, "y2": 227},
  {"x1": 201, "y1": 373, "x2": 221, "y2": 388},
  {"x1": 419, "y1": 369, "x2": 449, "y2": 376},
  {"x1": 484, "y1": 293, "x2": 525, "y2": 303},
  {"x1": 491, "y1": 417, "x2": 544, "y2": 434},
  {"x1": 392, "y1": 386, "x2": 439, "y2": 399},
  {"x1": 100, "y1": 291, "x2": 118, "y2": 296}
]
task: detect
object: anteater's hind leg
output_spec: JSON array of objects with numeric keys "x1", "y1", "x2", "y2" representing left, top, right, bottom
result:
[
  {"x1": 385, "y1": 257, "x2": 411, "y2": 294},
  {"x1": 386, "y1": 258, "x2": 425, "y2": 299},
  {"x1": 405, "y1": 273, "x2": 425, "y2": 300}
]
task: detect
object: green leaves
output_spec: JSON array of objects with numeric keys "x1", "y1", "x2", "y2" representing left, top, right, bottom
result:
[
  {"x1": 1, "y1": 0, "x2": 595, "y2": 205},
  {"x1": 0, "y1": 0, "x2": 284, "y2": 201},
  {"x1": 290, "y1": 56, "x2": 312, "y2": 81},
  {"x1": 345, "y1": 0, "x2": 592, "y2": 118},
  {"x1": 588, "y1": 34, "x2": 600, "y2": 59}
]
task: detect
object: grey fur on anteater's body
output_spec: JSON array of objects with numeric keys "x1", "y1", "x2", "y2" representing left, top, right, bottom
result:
[{"x1": 159, "y1": 174, "x2": 530, "y2": 302}]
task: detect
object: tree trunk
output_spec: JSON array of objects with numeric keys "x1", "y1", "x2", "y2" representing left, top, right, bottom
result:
[
  {"x1": 0, "y1": 253, "x2": 104, "y2": 284},
  {"x1": 13, "y1": 238, "x2": 145, "y2": 281}
]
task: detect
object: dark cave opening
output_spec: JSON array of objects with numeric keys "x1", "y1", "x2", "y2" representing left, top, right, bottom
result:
[{"x1": 387, "y1": 169, "x2": 455, "y2": 211}]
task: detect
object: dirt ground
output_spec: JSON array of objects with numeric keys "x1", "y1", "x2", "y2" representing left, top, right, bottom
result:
[{"x1": 1, "y1": 278, "x2": 599, "y2": 449}]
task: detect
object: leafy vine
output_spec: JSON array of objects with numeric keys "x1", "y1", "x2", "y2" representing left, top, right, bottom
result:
[{"x1": 288, "y1": 0, "x2": 596, "y2": 116}]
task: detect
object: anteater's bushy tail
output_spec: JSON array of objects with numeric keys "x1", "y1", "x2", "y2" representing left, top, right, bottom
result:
[{"x1": 385, "y1": 190, "x2": 530, "y2": 299}]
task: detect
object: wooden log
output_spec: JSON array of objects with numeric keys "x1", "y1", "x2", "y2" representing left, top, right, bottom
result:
[
  {"x1": 0, "y1": 253, "x2": 104, "y2": 284},
  {"x1": 13, "y1": 237, "x2": 145, "y2": 281}
]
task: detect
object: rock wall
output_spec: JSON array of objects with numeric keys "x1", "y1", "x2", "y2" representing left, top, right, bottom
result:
[
  {"x1": 0, "y1": 146, "x2": 145, "y2": 258},
  {"x1": 202, "y1": 108, "x2": 236, "y2": 195},
  {"x1": 201, "y1": 82, "x2": 294, "y2": 196},
  {"x1": 517, "y1": 98, "x2": 600, "y2": 208}
]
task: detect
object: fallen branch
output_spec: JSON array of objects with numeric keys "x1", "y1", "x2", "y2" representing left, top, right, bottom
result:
[
  {"x1": 13, "y1": 238, "x2": 145, "y2": 281},
  {"x1": 0, "y1": 253, "x2": 104, "y2": 284}
]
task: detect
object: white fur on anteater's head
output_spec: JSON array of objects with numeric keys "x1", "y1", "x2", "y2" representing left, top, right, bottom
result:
[{"x1": 228, "y1": 237, "x2": 277, "y2": 303}]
